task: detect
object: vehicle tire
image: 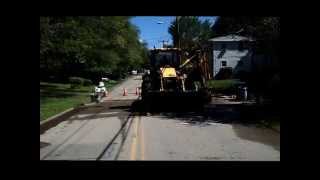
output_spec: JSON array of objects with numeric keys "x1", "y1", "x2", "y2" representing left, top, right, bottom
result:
[
  {"x1": 200, "y1": 88, "x2": 211, "y2": 103},
  {"x1": 141, "y1": 80, "x2": 152, "y2": 100}
]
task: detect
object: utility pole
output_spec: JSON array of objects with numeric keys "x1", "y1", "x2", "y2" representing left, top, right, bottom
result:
[
  {"x1": 176, "y1": 16, "x2": 180, "y2": 49},
  {"x1": 159, "y1": 40, "x2": 169, "y2": 48},
  {"x1": 176, "y1": 16, "x2": 181, "y2": 65}
]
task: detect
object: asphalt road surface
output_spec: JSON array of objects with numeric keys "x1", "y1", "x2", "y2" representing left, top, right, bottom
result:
[{"x1": 40, "y1": 75, "x2": 280, "y2": 161}]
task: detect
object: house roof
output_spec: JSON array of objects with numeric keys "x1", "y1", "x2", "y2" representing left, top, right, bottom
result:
[
  {"x1": 208, "y1": 34, "x2": 254, "y2": 42},
  {"x1": 150, "y1": 48, "x2": 182, "y2": 51}
]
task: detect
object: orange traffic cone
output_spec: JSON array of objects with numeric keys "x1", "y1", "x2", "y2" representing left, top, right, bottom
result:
[{"x1": 123, "y1": 88, "x2": 128, "y2": 96}]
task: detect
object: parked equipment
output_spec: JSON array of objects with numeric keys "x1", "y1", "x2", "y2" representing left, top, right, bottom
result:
[{"x1": 141, "y1": 48, "x2": 211, "y2": 104}]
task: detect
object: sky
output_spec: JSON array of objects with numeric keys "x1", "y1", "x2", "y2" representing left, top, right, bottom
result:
[{"x1": 130, "y1": 16, "x2": 217, "y2": 49}]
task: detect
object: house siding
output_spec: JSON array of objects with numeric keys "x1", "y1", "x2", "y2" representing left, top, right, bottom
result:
[{"x1": 212, "y1": 41, "x2": 253, "y2": 78}]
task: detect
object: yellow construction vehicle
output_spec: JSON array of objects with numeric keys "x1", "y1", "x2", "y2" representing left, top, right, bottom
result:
[{"x1": 141, "y1": 47, "x2": 211, "y2": 105}]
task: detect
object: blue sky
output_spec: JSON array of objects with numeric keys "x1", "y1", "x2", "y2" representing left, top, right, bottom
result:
[{"x1": 130, "y1": 16, "x2": 217, "y2": 49}]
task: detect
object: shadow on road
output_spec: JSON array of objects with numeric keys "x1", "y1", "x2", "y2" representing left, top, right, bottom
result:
[
  {"x1": 40, "y1": 141, "x2": 51, "y2": 149},
  {"x1": 130, "y1": 98, "x2": 280, "y2": 150},
  {"x1": 131, "y1": 97, "x2": 280, "y2": 125},
  {"x1": 41, "y1": 96, "x2": 280, "y2": 151},
  {"x1": 66, "y1": 100, "x2": 134, "y2": 123},
  {"x1": 232, "y1": 124, "x2": 280, "y2": 151},
  {"x1": 131, "y1": 97, "x2": 205, "y2": 114},
  {"x1": 41, "y1": 98, "x2": 137, "y2": 159},
  {"x1": 40, "y1": 99, "x2": 135, "y2": 135}
]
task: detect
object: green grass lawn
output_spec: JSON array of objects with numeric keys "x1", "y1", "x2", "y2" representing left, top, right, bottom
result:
[
  {"x1": 207, "y1": 79, "x2": 236, "y2": 89},
  {"x1": 206, "y1": 79, "x2": 240, "y2": 94},
  {"x1": 259, "y1": 116, "x2": 280, "y2": 132},
  {"x1": 40, "y1": 80, "x2": 118, "y2": 121}
]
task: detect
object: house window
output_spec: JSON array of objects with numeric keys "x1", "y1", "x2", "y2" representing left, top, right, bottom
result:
[
  {"x1": 239, "y1": 41, "x2": 244, "y2": 51},
  {"x1": 221, "y1": 61, "x2": 227, "y2": 67},
  {"x1": 221, "y1": 44, "x2": 226, "y2": 50}
]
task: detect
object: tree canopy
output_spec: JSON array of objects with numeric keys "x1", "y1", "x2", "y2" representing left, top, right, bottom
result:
[
  {"x1": 168, "y1": 16, "x2": 212, "y2": 50},
  {"x1": 40, "y1": 16, "x2": 148, "y2": 82},
  {"x1": 212, "y1": 16, "x2": 280, "y2": 55}
]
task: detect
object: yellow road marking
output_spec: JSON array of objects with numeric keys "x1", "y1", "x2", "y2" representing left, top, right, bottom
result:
[
  {"x1": 129, "y1": 114, "x2": 145, "y2": 160},
  {"x1": 139, "y1": 116, "x2": 145, "y2": 160}
]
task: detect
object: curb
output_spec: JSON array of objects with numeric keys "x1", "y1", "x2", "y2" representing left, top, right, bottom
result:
[
  {"x1": 40, "y1": 106, "x2": 83, "y2": 134},
  {"x1": 271, "y1": 125, "x2": 280, "y2": 133},
  {"x1": 40, "y1": 99, "x2": 99, "y2": 134},
  {"x1": 40, "y1": 107, "x2": 74, "y2": 126},
  {"x1": 261, "y1": 121, "x2": 280, "y2": 133},
  {"x1": 40, "y1": 75, "x2": 135, "y2": 134}
]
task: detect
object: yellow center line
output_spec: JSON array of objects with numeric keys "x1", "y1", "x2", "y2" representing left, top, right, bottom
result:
[
  {"x1": 139, "y1": 116, "x2": 145, "y2": 160},
  {"x1": 129, "y1": 114, "x2": 145, "y2": 161}
]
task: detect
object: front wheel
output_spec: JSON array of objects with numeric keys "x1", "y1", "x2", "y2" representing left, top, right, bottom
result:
[{"x1": 199, "y1": 88, "x2": 212, "y2": 103}]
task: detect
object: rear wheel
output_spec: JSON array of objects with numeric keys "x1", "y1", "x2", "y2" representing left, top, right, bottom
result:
[{"x1": 200, "y1": 88, "x2": 211, "y2": 103}]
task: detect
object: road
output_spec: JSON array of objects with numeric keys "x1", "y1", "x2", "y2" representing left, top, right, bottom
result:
[{"x1": 40, "y1": 75, "x2": 280, "y2": 161}]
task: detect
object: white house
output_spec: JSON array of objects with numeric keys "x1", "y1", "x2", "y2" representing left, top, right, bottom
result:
[{"x1": 208, "y1": 34, "x2": 254, "y2": 79}]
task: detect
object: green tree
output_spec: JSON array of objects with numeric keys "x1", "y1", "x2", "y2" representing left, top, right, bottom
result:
[
  {"x1": 168, "y1": 16, "x2": 212, "y2": 50},
  {"x1": 40, "y1": 16, "x2": 148, "y2": 82},
  {"x1": 211, "y1": 16, "x2": 280, "y2": 61}
]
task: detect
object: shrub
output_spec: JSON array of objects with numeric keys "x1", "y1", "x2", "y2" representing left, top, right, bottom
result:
[
  {"x1": 108, "y1": 80, "x2": 117, "y2": 84},
  {"x1": 207, "y1": 79, "x2": 239, "y2": 94},
  {"x1": 83, "y1": 79, "x2": 93, "y2": 86},
  {"x1": 69, "y1": 77, "x2": 84, "y2": 88}
]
